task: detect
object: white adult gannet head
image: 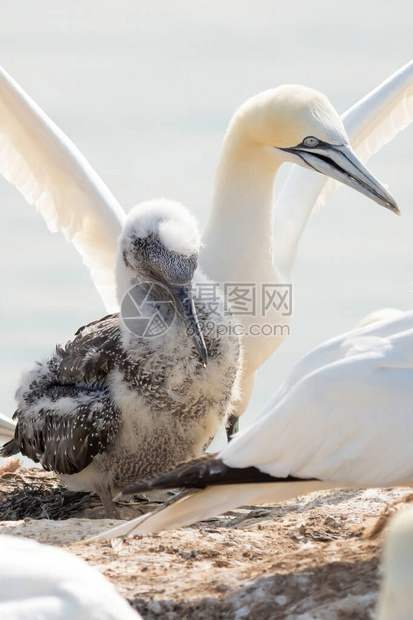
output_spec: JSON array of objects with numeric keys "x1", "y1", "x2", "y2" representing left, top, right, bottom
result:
[
  {"x1": 232, "y1": 85, "x2": 399, "y2": 215},
  {"x1": 116, "y1": 198, "x2": 207, "y2": 364}
]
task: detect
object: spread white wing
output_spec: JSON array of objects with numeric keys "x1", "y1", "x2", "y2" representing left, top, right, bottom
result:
[
  {"x1": 223, "y1": 316, "x2": 413, "y2": 485},
  {"x1": 0, "y1": 66, "x2": 126, "y2": 312}
]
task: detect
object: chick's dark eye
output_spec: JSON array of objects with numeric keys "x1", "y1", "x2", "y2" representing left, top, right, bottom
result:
[{"x1": 303, "y1": 136, "x2": 319, "y2": 148}]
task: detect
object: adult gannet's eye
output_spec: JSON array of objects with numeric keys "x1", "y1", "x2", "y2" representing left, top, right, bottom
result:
[{"x1": 303, "y1": 136, "x2": 319, "y2": 148}]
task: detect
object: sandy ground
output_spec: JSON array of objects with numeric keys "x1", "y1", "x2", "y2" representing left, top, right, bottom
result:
[{"x1": 0, "y1": 467, "x2": 411, "y2": 619}]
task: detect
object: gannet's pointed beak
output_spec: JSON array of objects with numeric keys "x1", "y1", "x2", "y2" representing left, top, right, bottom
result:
[
  {"x1": 171, "y1": 285, "x2": 208, "y2": 366},
  {"x1": 283, "y1": 143, "x2": 400, "y2": 216}
]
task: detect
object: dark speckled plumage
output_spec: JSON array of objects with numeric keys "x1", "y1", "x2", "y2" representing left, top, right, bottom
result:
[
  {"x1": 3, "y1": 300, "x2": 240, "y2": 489},
  {"x1": 2, "y1": 315, "x2": 122, "y2": 475},
  {"x1": 1, "y1": 201, "x2": 242, "y2": 516}
]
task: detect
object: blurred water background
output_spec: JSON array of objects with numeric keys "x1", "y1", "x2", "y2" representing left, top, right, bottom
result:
[{"x1": 0, "y1": 1, "x2": 412, "y2": 453}]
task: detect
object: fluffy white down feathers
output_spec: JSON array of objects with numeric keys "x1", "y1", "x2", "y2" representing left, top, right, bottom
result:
[{"x1": 123, "y1": 199, "x2": 202, "y2": 257}]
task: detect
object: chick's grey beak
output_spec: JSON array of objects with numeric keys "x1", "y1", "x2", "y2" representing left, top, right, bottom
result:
[
  {"x1": 171, "y1": 285, "x2": 208, "y2": 366},
  {"x1": 289, "y1": 143, "x2": 400, "y2": 216}
]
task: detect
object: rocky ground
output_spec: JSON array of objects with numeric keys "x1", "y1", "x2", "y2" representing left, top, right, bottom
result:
[{"x1": 0, "y1": 466, "x2": 411, "y2": 619}]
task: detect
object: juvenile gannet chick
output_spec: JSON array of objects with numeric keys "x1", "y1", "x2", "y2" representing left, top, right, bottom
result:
[{"x1": 1, "y1": 199, "x2": 241, "y2": 517}]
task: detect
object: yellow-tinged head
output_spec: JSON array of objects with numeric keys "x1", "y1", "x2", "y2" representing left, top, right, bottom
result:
[
  {"x1": 226, "y1": 85, "x2": 399, "y2": 215},
  {"x1": 237, "y1": 85, "x2": 347, "y2": 149}
]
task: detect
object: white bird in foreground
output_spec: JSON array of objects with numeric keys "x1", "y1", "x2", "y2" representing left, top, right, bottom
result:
[
  {"x1": 377, "y1": 505, "x2": 413, "y2": 620},
  {"x1": 89, "y1": 309, "x2": 413, "y2": 540},
  {"x1": 0, "y1": 535, "x2": 140, "y2": 619},
  {"x1": 1, "y1": 62, "x2": 411, "y2": 434}
]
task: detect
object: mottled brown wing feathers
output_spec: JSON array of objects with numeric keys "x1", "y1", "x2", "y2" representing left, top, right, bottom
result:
[
  {"x1": 11, "y1": 395, "x2": 121, "y2": 475},
  {"x1": 1, "y1": 313, "x2": 125, "y2": 475},
  {"x1": 57, "y1": 314, "x2": 122, "y2": 384}
]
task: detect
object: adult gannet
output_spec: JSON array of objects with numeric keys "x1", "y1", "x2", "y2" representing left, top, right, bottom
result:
[
  {"x1": 89, "y1": 309, "x2": 413, "y2": 539},
  {"x1": 377, "y1": 505, "x2": 413, "y2": 620},
  {"x1": 0, "y1": 535, "x2": 141, "y2": 619},
  {"x1": 0, "y1": 62, "x2": 411, "y2": 427},
  {"x1": 0, "y1": 200, "x2": 241, "y2": 517}
]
